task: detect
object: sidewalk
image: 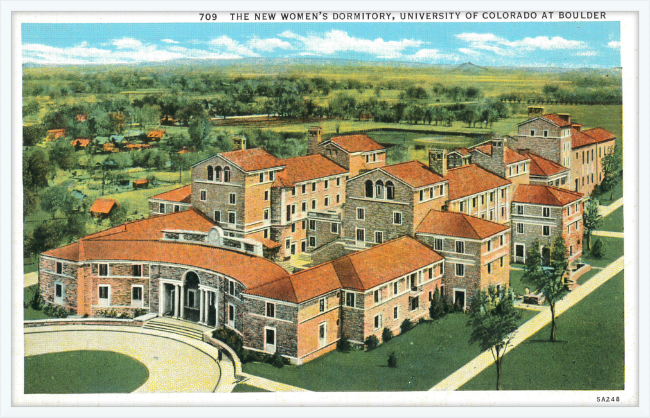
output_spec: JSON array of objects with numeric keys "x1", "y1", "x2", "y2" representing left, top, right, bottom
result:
[
  {"x1": 24, "y1": 272, "x2": 38, "y2": 288},
  {"x1": 239, "y1": 372, "x2": 310, "y2": 392},
  {"x1": 430, "y1": 255, "x2": 625, "y2": 391},
  {"x1": 592, "y1": 230, "x2": 624, "y2": 239},
  {"x1": 598, "y1": 197, "x2": 623, "y2": 217}
]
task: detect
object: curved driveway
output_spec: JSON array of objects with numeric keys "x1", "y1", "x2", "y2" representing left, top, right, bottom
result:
[{"x1": 24, "y1": 325, "x2": 233, "y2": 393}]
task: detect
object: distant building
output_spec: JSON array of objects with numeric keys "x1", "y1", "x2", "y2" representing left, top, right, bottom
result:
[
  {"x1": 149, "y1": 185, "x2": 192, "y2": 216},
  {"x1": 147, "y1": 129, "x2": 166, "y2": 142},
  {"x1": 71, "y1": 138, "x2": 91, "y2": 149},
  {"x1": 132, "y1": 179, "x2": 149, "y2": 189},
  {"x1": 89, "y1": 198, "x2": 118, "y2": 218},
  {"x1": 46, "y1": 129, "x2": 67, "y2": 142}
]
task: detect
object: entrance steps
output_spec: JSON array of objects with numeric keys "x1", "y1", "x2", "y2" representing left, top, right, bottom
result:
[{"x1": 143, "y1": 316, "x2": 212, "y2": 341}]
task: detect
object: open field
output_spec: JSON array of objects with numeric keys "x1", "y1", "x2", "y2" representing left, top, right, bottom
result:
[
  {"x1": 241, "y1": 310, "x2": 536, "y2": 392},
  {"x1": 459, "y1": 270, "x2": 624, "y2": 391}
]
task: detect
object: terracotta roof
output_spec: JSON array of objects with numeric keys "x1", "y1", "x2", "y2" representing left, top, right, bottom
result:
[
  {"x1": 518, "y1": 150, "x2": 570, "y2": 177},
  {"x1": 582, "y1": 127, "x2": 616, "y2": 143},
  {"x1": 541, "y1": 114, "x2": 572, "y2": 127},
  {"x1": 470, "y1": 143, "x2": 528, "y2": 165},
  {"x1": 273, "y1": 155, "x2": 347, "y2": 187},
  {"x1": 132, "y1": 179, "x2": 149, "y2": 185},
  {"x1": 445, "y1": 164, "x2": 511, "y2": 201},
  {"x1": 381, "y1": 160, "x2": 446, "y2": 188},
  {"x1": 71, "y1": 138, "x2": 91, "y2": 147},
  {"x1": 472, "y1": 143, "x2": 493, "y2": 156},
  {"x1": 416, "y1": 210, "x2": 508, "y2": 240},
  {"x1": 44, "y1": 240, "x2": 289, "y2": 290},
  {"x1": 455, "y1": 148, "x2": 471, "y2": 155},
  {"x1": 147, "y1": 129, "x2": 166, "y2": 139},
  {"x1": 328, "y1": 134, "x2": 385, "y2": 153},
  {"x1": 89, "y1": 198, "x2": 118, "y2": 214},
  {"x1": 513, "y1": 184, "x2": 583, "y2": 206},
  {"x1": 220, "y1": 148, "x2": 285, "y2": 172},
  {"x1": 258, "y1": 237, "x2": 281, "y2": 249},
  {"x1": 571, "y1": 128, "x2": 597, "y2": 149},
  {"x1": 150, "y1": 185, "x2": 191, "y2": 203}
]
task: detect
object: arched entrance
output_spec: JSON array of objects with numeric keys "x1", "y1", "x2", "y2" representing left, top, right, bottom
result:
[{"x1": 183, "y1": 271, "x2": 201, "y2": 322}]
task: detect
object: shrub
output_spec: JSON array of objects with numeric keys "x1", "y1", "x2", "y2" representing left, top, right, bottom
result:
[
  {"x1": 387, "y1": 352, "x2": 397, "y2": 368},
  {"x1": 133, "y1": 308, "x2": 147, "y2": 318},
  {"x1": 400, "y1": 319, "x2": 414, "y2": 334},
  {"x1": 337, "y1": 334, "x2": 352, "y2": 352},
  {"x1": 454, "y1": 300, "x2": 464, "y2": 313},
  {"x1": 43, "y1": 304, "x2": 68, "y2": 318},
  {"x1": 382, "y1": 327, "x2": 393, "y2": 343},
  {"x1": 30, "y1": 290, "x2": 44, "y2": 311},
  {"x1": 212, "y1": 326, "x2": 244, "y2": 359},
  {"x1": 269, "y1": 352, "x2": 286, "y2": 368},
  {"x1": 105, "y1": 309, "x2": 118, "y2": 318},
  {"x1": 591, "y1": 238, "x2": 607, "y2": 259},
  {"x1": 119, "y1": 312, "x2": 130, "y2": 319},
  {"x1": 429, "y1": 289, "x2": 445, "y2": 320},
  {"x1": 83, "y1": 313, "x2": 89, "y2": 318},
  {"x1": 365, "y1": 335, "x2": 379, "y2": 350}
]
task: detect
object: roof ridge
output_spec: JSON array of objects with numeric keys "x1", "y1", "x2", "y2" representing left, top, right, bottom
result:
[{"x1": 460, "y1": 213, "x2": 481, "y2": 240}]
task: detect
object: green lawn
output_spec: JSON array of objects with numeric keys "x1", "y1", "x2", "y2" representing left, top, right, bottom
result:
[
  {"x1": 242, "y1": 310, "x2": 536, "y2": 392},
  {"x1": 582, "y1": 236, "x2": 624, "y2": 268},
  {"x1": 25, "y1": 350, "x2": 150, "y2": 394},
  {"x1": 599, "y1": 206, "x2": 624, "y2": 233},
  {"x1": 24, "y1": 284, "x2": 48, "y2": 320},
  {"x1": 460, "y1": 270, "x2": 624, "y2": 391},
  {"x1": 593, "y1": 179, "x2": 623, "y2": 206},
  {"x1": 231, "y1": 383, "x2": 270, "y2": 393}
]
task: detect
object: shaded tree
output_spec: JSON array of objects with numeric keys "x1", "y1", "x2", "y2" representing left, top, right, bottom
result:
[
  {"x1": 48, "y1": 140, "x2": 78, "y2": 171},
  {"x1": 41, "y1": 185, "x2": 76, "y2": 219},
  {"x1": 583, "y1": 197, "x2": 602, "y2": 250},
  {"x1": 23, "y1": 150, "x2": 50, "y2": 190},
  {"x1": 23, "y1": 125, "x2": 46, "y2": 148}
]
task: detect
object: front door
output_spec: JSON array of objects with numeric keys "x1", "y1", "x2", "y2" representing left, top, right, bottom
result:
[
  {"x1": 515, "y1": 244, "x2": 525, "y2": 263},
  {"x1": 301, "y1": 240, "x2": 306, "y2": 252},
  {"x1": 291, "y1": 244, "x2": 296, "y2": 255},
  {"x1": 132, "y1": 286, "x2": 143, "y2": 308},
  {"x1": 454, "y1": 290, "x2": 466, "y2": 310},
  {"x1": 265, "y1": 328, "x2": 276, "y2": 353},
  {"x1": 356, "y1": 229, "x2": 365, "y2": 246}
]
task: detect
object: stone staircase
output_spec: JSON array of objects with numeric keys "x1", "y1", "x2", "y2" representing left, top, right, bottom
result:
[{"x1": 143, "y1": 316, "x2": 212, "y2": 341}]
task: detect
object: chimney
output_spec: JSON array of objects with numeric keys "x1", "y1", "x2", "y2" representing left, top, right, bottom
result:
[
  {"x1": 527, "y1": 106, "x2": 544, "y2": 117},
  {"x1": 557, "y1": 113, "x2": 571, "y2": 124},
  {"x1": 571, "y1": 123, "x2": 582, "y2": 132},
  {"x1": 307, "y1": 126, "x2": 323, "y2": 155},
  {"x1": 429, "y1": 149, "x2": 448, "y2": 177},
  {"x1": 490, "y1": 138, "x2": 506, "y2": 178}
]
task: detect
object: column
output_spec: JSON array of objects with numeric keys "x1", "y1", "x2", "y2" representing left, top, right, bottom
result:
[
  {"x1": 179, "y1": 284, "x2": 185, "y2": 319},
  {"x1": 199, "y1": 289, "x2": 205, "y2": 324},
  {"x1": 174, "y1": 284, "x2": 179, "y2": 317},
  {"x1": 158, "y1": 283, "x2": 163, "y2": 316}
]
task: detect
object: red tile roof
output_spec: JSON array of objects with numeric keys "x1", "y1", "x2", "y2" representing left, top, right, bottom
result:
[
  {"x1": 89, "y1": 198, "x2": 118, "y2": 215},
  {"x1": 147, "y1": 129, "x2": 166, "y2": 139},
  {"x1": 513, "y1": 184, "x2": 583, "y2": 206},
  {"x1": 328, "y1": 134, "x2": 385, "y2": 153},
  {"x1": 445, "y1": 164, "x2": 511, "y2": 201},
  {"x1": 582, "y1": 127, "x2": 616, "y2": 143},
  {"x1": 381, "y1": 160, "x2": 446, "y2": 188},
  {"x1": 470, "y1": 143, "x2": 528, "y2": 165},
  {"x1": 273, "y1": 155, "x2": 347, "y2": 188},
  {"x1": 416, "y1": 210, "x2": 508, "y2": 240},
  {"x1": 571, "y1": 128, "x2": 597, "y2": 149},
  {"x1": 541, "y1": 114, "x2": 572, "y2": 127},
  {"x1": 518, "y1": 150, "x2": 569, "y2": 177},
  {"x1": 220, "y1": 148, "x2": 285, "y2": 172},
  {"x1": 71, "y1": 138, "x2": 91, "y2": 147},
  {"x1": 132, "y1": 179, "x2": 149, "y2": 185},
  {"x1": 150, "y1": 185, "x2": 192, "y2": 203},
  {"x1": 472, "y1": 143, "x2": 493, "y2": 156}
]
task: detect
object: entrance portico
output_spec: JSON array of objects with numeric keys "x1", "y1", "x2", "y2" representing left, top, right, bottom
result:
[{"x1": 159, "y1": 275, "x2": 218, "y2": 327}]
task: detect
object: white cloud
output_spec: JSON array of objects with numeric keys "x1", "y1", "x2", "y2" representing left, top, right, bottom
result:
[
  {"x1": 456, "y1": 33, "x2": 587, "y2": 57},
  {"x1": 161, "y1": 39, "x2": 179, "y2": 44},
  {"x1": 208, "y1": 36, "x2": 259, "y2": 57},
  {"x1": 459, "y1": 48, "x2": 481, "y2": 57},
  {"x1": 607, "y1": 41, "x2": 621, "y2": 49},
  {"x1": 111, "y1": 37, "x2": 144, "y2": 50},
  {"x1": 247, "y1": 37, "x2": 293, "y2": 51},
  {"x1": 576, "y1": 50, "x2": 598, "y2": 57},
  {"x1": 508, "y1": 36, "x2": 587, "y2": 50}
]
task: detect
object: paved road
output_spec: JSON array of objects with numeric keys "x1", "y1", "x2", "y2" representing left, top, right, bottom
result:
[
  {"x1": 598, "y1": 197, "x2": 623, "y2": 217},
  {"x1": 430, "y1": 255, "x2": 625, "y2": 391}
]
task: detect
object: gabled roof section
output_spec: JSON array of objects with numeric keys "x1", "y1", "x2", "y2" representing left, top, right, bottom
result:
[
  {"x1": 219, "y1": 148, "x2": 285, "y2": 172},
  {"x1": 326, "y1": 134, "x2": 385, "y2": 153},
  {"x1": 273, "y1": 154, "x2": 348, "y2": 188},
  {"x1": 582, "y1": 127, "x2": 616, "y2": 143},
  {"x1": 89, "y1": 198, "x2": 118, "y2": 214},
  {"x1": 416, "y1": 210, "x2": 509, "y2": 240},
  {"x1": 150, "y1": 185, "x2": 192, "y2": 203},
  {"x1": 445, "y1": 164, "x2": 511, "y2": 201},
  {"x1": 571, "y1": 128, "x2": 597, "y2": 149},
  {"x1": 518, "y1": 150, "x2": 570, "y2": 177},
  {"x1": 540, "y1": 114, "x2": 573, "y2": 127},
  {"x1": 470, "y1": 142, "x2": 528, "y2": 165},
  {"x1": 513, "y1": 184, "x2": 583, "y2": 206},
  {"x1": 381, "y1": 160, "x2": 446, "y2": 188}
]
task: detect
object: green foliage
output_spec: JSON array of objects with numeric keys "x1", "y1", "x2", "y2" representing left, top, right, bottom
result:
[
  {"x1": 104, "y1": 309, "x2": 118, "y2": 318},
  {"x1": 41, "y1": 185, "x2": 77, "y2": 218},
  {"x1": 23, "y1": 150, "x2": 50, "y2": 190},
  {"x1": 387, "y1": 352, "x2": 398, "y2": 368},
  {"x1": 583, "y1": 198, "x2": 602, "y2": 250},
  {"x1": 30, "y1": 289, "x2": 44, "y2": 311},
  {"x1": 212, "y1": 326, "x2": 245, "y2": 359},
  {"x1": 382, "y1": 327, "x2": 393, "y2": 343},
  {"x1": 133, "y1": 308, "x2": 147, "y2": 318},
  {"x1": 119, "y1": 312, "x2": 131, "y2": 319},
  {"x1": 23, "y1": 124, "x2": 46, "y2": 147},
  {"x1": 400, "y1": 319, "x2": 414, "y2": 334},
  {"x1": 23, "y1": 188, "x2": 40, "y2": 218},
  {"x1": 429, "y1": 288, "x2": 446, "y2": 320},
  {"x1": 591, "y1": 238, "x2": 607, "y2": 259},
  {"x1": 336, "y1": 334, "x2": 352, "y2": 352},
  {"x1": 270, "y1": 352, "x2": 286, "y2": 368},
  {"x1": 43, "y1": 304, "x2": 69, "y2": 318},
  {"x1": 365, "y1": 334, "x2": 379, "y2": 351},
  {"x1": 109, "y1": 202, "x2": 129, "y2": 227}
]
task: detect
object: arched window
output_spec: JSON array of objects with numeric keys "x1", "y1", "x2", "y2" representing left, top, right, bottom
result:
[
  {"x1": 224, "y1": 166, "x2": 231, "y2": 183},
  {"x1": 207, "y1": 166, "x2": 213, "y2": 181},
  {"x1": 375, "y1": 180, "x2": 384, "y2": 199},
  {"x1": 365, "y1": 180, "x2": 374, "y2": 198},
  {"x1": 215, "y1": 166, "x2": 222, "y2": 181},
  {"x1": 386, "y1": 181, "x2": 395, "y2": 200}
]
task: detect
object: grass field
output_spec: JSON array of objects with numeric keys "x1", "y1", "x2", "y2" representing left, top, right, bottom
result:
[
  {"x1": 231, "y1": 384, "x2": 270, "y2": 393},
  {"x1": 599, "y1": 206, "x2": 624, "y2": 233},
  {"x1": 241, "y1": 310, "x2": 536, "y2": 392},
  {"x1": 582, "y1": 236, "x2": 624, "y2": 268},
  {"x1": 24, "y1": 284, "x2": 48, "y2": 320},
  {"x1": 594, "y1": 179, "x2": 624, "y2": 206},
  {"x1": 459, "y1": 270, "x2": 624, "y2": 391},
  {"x1": 25, "y1": 350, "x2": 150, "y2": 394}
]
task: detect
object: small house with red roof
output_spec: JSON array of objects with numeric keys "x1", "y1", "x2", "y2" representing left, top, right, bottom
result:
[
  {"x1": 147, "y1": 129, "x2": 167, "y2": 141},
  {"x1": 511, "y1": 184, "x2": 585, "y2": 265},
  {"x1": 46, "y1": 128, "x2": 67, "y2": 142},
  {"x1": 149, "y1": 185, "x2": 192, "y2": 215},
  {"x1": 71, "y1": 138, "x2": 91, "y2": 149},
  {"x1": 89, "y1": 198, "x2": 118, "y2": 218},
  {"x1": 132, "y1": 179, "x2": 149, "y2": 189}
]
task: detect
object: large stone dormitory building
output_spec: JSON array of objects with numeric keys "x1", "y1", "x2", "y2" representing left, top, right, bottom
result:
[{"x1": 38, "y1": 109, "x2": 614, "y2": 363}]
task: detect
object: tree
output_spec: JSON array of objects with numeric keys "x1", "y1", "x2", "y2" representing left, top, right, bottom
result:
[
  {"x1": 523, "y1": 238, "x2": 568, "y2": 342},
  {"x1": 591, "y1": 238, "x2": 607, "y2": 259},
  {"x1": 601, "y1": 149, "x2": 622, "y2": 199},
  {"x1": 26, "y1": 220, "x2": 63, "y2": 256},
  {"x1": 188, "y1": 117, "x2": 211, "y2": 149},
  {"x1": 583, "y1": 197, "x2": 602, "y2": 250},
  {"x1": 41, "y1": 185, "x2": 76, "y2": 219},
  {"x1": 23, "y1": 189, "x2": 39, "y2": 218},
  {"x1": 467, "y1": 286, "x2": 522, "y2": 390},
  {"x1": 429, "y1": 288, "x2": 446, "y2": 320},
  {"x1": 23, "y1": 150, "x2": 50, "y2": 190},
  {"x1": 109, "y1": 203, "x2": 129, "y2": 227},
  {"x1": 23, "y1": 99, "x2": 41, "y2": 118},
  {"x1": 48, "y1": 140, "x2": 78, "y2": 171},
  {"x1": 23, "y1": 125, "x2": 46, "y2": 148}
]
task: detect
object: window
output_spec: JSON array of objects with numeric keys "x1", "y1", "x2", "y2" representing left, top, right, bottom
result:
[
  {"x1": 269, "y1": 171, "x2": 275, "y2": 181},
  {"x1": 309, "y1": 220, "x2": 316, "y2": 230},
  {"x1": 54, "y1": 282, "x2": 63, "y2": 304},
  {"x1": 393, "y1": 282, "x2": 398, "y2": 295},
  {"x1": 319, "y1": 298, "x2": 327, "y2": 312},
  {"x1": 374, "y1": 289, "x2": 382, "y2": 304},
  {"x1": 159, "y1": 203, "x2": 166, "y2": 214},
  {"x1": 428, "y1": 267, "x2": 433, "y2": 279},
  {"x1": 56, "y1": 262, "x2": 62, "y2": 274},
  {"x1": 487, "y1": 241, "x2": 492, "y2": 251},
  {"x1": 455, "y1": 241, "x2": 465, "y2": 254},
  {"x1": 285, "y1": 239, "x2": 291, "y2": 249},
  {"x1": 264, "y1": 190, "x2": 269, "y2": 201},
  {"x1": 324, "y1": 180, "x2": 329, "y2": 189},
  {"x1": 375, "y1": 231, "x2": 383, "y2": 244},
  {"x1": 302, "y1": 184, "x2": 306, "y2": 194},
  {"x1": 357, "y1": 207, "x2": 365, "y2": 220},
  {"x1": 228, "y1": 212, "x2": 236, "y2": 224},
  {"x1": 500, "y1": 257, "x2": 504, "y2": 268},
  {"x1": 374, "y1": 314, "x2": 382, "y2": 330},
  {"x1": 331, "y1": 223, "x2": 339, "y2": 234},
  {"x1": 375, "y1": 181, "x2": 384, "y2": 199},
  {"x1": 266, "y1": 302, "x2": 275, "y2": 318},
  {"x1": 530, "y1": 129, "x2": 535, "y2": 136},
  {"x1": 259, "y1": 173, "x2": 264, "y2": 183},
  {"x1": 386, "y1": 181, "x2": 395, "y2": 200},
  {"x1": 434, "y1": 238, "x2": 443, "y2": 251},
  {"x1": 215, "y1": 166, "x2": 222, "y2": 181},
  {"x1": 223, "y1": 166, "x2": 231, "y2": 182},
  {"x1": 500, "y1": 235, "x2": 504, "y2": 246},
  {"x1": 200, "y1": 190, "x2": 207, "y2": 201},
  {"x1": 318, "y1": 323, "x2": 327, "y2": 347},
  {"x1": 309, "y1": 237, "x2": 316, "y2": 247},
  {"x1": 324, "y1": 196, "x2": 330, "y2": 207},
  {"x1": 302, "y1": 220, "x2": 306, "y2": 230},
  {"x1": 393, "y1": 306, "x2": 399, "y2": 320},
  {"x1": 265, "y1": 328, "x2": 275, "y2": 347},
  {"x1": 264, "y1": 229, "x2": 269, "y2": 239},
  {"x1": 336, "y1": 194, "x2": 341, "y2": 204},
  {"x1": 517, "y1": 223, "x2": 524, "y2": 234},
  {"x1": 393, "y1": 212, "x2": 402, "y2": 225},
  {"x1": 459, "y1": 201, "x2": 465, "y2": 212},
  {"x1": 133, "y1": 265, "x2": 142, "y2": 277},
  {"x1": 543, "y1": 226, "x2": 550, "y2": 236},
  {"x1": 481, "y1": 195, "x2": 485, "y2": 205},
  {"x1": 487, "y1": 263, "x2": 492, "y2": 274},
  {"x1": 98, "y1": 285, "x2": 110, "y2": 306},
  {"x1": 543, "y1": 129, "x2": 548, "y2": 137},
  {"x1": 420, "y1": 190, "x2": 425, "y2": 201},
  {"x1": 174, "y1": 205, "x2": 180, "y2": 212},
  {"x1": 228, "y1": 280, "x2": 235, "y2": 296},
  {"x1": 214, "y1": 211, "x2": 221, "y2": 222},
  {"x1": 472, "y1": 197, "x2": 477, "y2": 208},
  {"x1": 410, "y1": 297, "x2": 419, "y2": 311},
  {"x1": 311, "y1": 199, "x2": 317, "y2": 210},
  {"x1": 228, "y1": 304, "x2": 235, "y2": 327},
  {"x1": 291, "y1": 223, "x2": 296, "y2": 233},
  {"x1": 98, "y1": 264, "x2": 108, "y2": 277},
  {"x1": 501, "y1": 189, "x2": 506, "y2": 199},
  {"x1": 132, "y1": 286, "x2": 143, "y2": 306},
  {"x1": 264, "y1": 209, "x2": 269, "y2": 220},
  {"x1": 490, "y1": 192, "x2": 495, "y2": 202},
  {"x1": 207, "y1": 166, "x2": 213, "y2": 181},
  {"x1": 346, "y1": 292, "x2": 355, "y2": 307},
  {"x1": 543, "y1": 207, "x2": 550, "y2": 217},
  {"x1": 456, "y1": 264, "x2": 465, "y2": 277},
  {"x1": 337, "y1": 178, "x2": 341, "y2": 187},
  {"x1": 356, "y1": 228, "x2": 365, "y2": 242},
  {"x1": 365, "y1": 180, "x2": 374, "y2": 198},
  {"x1": 229, "y1": 193, "x2": 236, "y2": 205},
  {"x1": 312, "y1": 182, "x2": 316, "y2": 192}
]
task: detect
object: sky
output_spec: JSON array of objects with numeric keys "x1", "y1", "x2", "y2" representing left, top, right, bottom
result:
[{"x1": 21, "y1": 22, "x2": 621, "y2": 68}]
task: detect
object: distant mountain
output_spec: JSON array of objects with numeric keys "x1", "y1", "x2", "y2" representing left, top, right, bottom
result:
[{"x1": 451, "y1": 62, "x2": 488, "y2": 73}]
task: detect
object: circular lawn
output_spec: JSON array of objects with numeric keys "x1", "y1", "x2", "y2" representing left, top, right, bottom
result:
[{"x1": 25, "y1": 350, "x2": 149, "y2": 394}]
